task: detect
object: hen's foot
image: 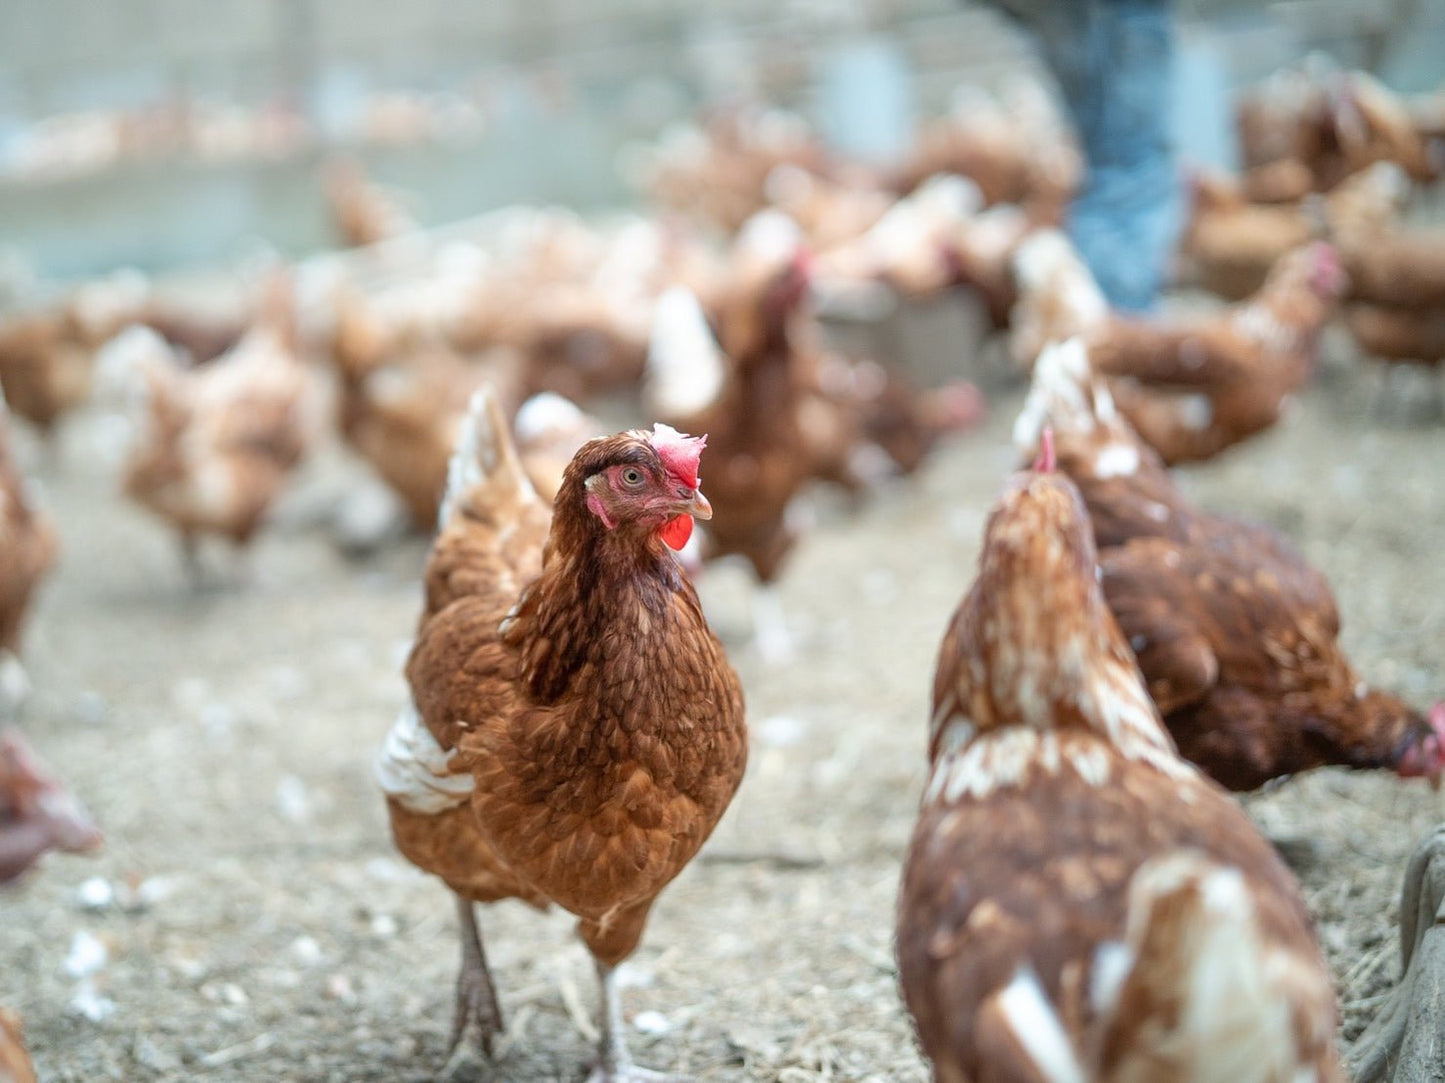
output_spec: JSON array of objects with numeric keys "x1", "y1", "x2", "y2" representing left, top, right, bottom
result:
[
  {"x1": 441, "y1": 897, "x2": 503, "y2": 1079},
  {"x1": 1350, "y1": 823, "x2": 1445, "y2": 1082},
  {"x1": 587, "y1": 959, "x2": 688, "y2": 1083}
]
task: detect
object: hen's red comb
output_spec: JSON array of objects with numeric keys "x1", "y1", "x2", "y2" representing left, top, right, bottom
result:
[
  {"x1": 649, "y1": 424, "x2": 706, "y2": 488},
  {"x1": 1033, "y1": 427, "x2": 1056, "y2": 473}
]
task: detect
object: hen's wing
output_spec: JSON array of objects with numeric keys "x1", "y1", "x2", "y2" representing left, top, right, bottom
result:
[
  {"x1": 1090, "y1": 318, "x2": 1255, "y2": 388},
  {"x1": 1102, "y1": 539, "x2": 1221, "y2": 714},
  {"x1": 379, "y1": 388, "x2": 550, "y2": 902}
]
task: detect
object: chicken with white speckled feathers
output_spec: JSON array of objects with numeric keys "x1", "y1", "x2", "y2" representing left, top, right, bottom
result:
[
  {"x1": 1015, "y1": 338, "x2": 1445, "y2": 791},
  {"x1": 897, "y1": 430, "x2": 1343, "y2": 1082}
]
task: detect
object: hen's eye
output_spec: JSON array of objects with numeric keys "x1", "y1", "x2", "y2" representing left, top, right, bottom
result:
[{"x1": 621, "y1": 467, "x2": 645, "y2": 487}]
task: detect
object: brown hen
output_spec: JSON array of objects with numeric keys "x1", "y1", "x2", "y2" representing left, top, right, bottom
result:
[
  {"x1": 898, "y1": 439, "x2": 1341, "y2": 1082},
  {"x1": 644, "y1": 214, "x2": 815, "y2": 660},
  {"x1": 1, "y1": 728, "x2": 101, "y2": 883},
  {"x1": 0, "y1": 1008, "x2": 34, "y2": 1083},
  {"x1": 1016, "y1": 339, "x2": 1445, "y2": 790},
  {"x1": 0, "y1": 393, "x2": 56, "y2": 663},
  {"x1": 100, "y1": 284, "x2": 317, "y2": 579},
  {"x1": 1015, "y1": 232, "x2": 1348, "y2": 465},
  {"x1": 377, "y1": 389, "x2": 746, "y2": 1080}
]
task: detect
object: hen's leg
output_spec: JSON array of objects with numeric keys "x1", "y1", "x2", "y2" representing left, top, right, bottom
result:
[
  {"x1": 586, "y1": 959, "x2": 683, "y2": 1083},
  {"x1": 0, "y1": 652, "x2": 30, "y2": 723},
  {"x1": 442, "y1": 894, "x2": 504, "y2": 1076},
  {"x1": 180, "y1": 535, "x2": 207, "y2": 591}
]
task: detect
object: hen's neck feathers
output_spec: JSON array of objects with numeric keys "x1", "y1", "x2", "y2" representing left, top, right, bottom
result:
[
  {"x1": 515, "y1": 437, "x2": 692, "y2": 704},
  {"x1": 931, "y1": 476, "x2": 1185, "y2": 790}
]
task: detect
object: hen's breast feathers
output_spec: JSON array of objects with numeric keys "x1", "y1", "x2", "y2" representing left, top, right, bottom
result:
[{"x1": 404, "y1": 556, "x2": 744, "y2": 916}]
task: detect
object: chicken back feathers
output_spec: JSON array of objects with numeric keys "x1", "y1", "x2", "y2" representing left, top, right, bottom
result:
[
  {"x1": 379, "y1": 388, "x2": 746, "y2": 963},
  {"x1": 1017, "y1": 339, "x2": 1445, "y2": 790},
  {"x1": 898, "y1": 457, "x2": 1341, "y2": 1082}
]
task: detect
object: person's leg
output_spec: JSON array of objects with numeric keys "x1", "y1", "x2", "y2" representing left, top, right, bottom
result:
[{"x1": 1033, "y1": 0, "x2": 1180, "y2": 312}]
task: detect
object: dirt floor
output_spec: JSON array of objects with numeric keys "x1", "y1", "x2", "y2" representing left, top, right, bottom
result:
[{"x1": 2, "y1": 328, "x2": 1444, "y2": 1082}]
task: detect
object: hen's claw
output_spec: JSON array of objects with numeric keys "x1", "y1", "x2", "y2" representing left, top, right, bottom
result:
[{"x1": 442, "y1": 896, "x2": 503, "y2": 1077}]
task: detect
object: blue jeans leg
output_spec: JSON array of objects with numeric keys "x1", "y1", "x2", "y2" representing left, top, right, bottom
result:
[{"x1": 1032, "y1": 0, "x2": 1181, "y2": 312}]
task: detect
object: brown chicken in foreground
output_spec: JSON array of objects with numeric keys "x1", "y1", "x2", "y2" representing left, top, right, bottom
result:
[
  {"x1": 1015, "y1": 338, "x2": 1445, "y2": 790},
  {"x1": 376, "y1": 389, "x2": 746, "y2": 1080},
  {"x1": 99, "y1": 283, "x2": 317, "y2": 579},
  {"x1": 898, "y1": 436, "x2": 1341, "y2": 1082},
  {"x1": 0, "y1": 392, "x2": 56, "y2": 665},
  {"x1": 1014, "y1": 231, "x2": 1348, "y2": 465}
]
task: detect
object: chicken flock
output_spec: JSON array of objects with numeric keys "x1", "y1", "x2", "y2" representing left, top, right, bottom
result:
[{"x1": 3, "y1": 55, "x2": 1445, "y2": 1082}]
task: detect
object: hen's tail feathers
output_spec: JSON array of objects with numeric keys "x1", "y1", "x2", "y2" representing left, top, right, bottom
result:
[
  {"x1": 645, "y1": 286, "x2": 727, "y2": 420},
  {"x1": 438, "y1": 385, "x2": 536, "y2": 532},
  {"x1": 1013, "y1": 337, "x2": 1117, "y2": 456}
]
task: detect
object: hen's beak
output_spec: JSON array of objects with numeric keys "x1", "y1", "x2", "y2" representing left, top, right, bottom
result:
[{"x1": 681, "y1": 487, "x2": 713, "y2": 521}]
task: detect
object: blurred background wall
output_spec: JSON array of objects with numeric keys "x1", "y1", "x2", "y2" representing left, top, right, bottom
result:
[{"x1": 1, "y1": 0, "x2": 1440, "y2": 279}]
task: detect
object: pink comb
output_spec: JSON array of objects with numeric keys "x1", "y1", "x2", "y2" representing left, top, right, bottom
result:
[
  {"x1": 1033, "y1": 427, "x2": 1056, "y2": 473},
  {"x1": 649, "y1": 424, "x2": 706, "y2": 488}
]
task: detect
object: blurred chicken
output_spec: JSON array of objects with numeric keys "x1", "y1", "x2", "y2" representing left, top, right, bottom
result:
[
  {"x1": 511, "y1": 391, "x2": 606, "y2": 504},
  {"x1": 1332, "y1": 70, "x2": 1442, "y2": 185},
  {"x1": 645, "y1": 215, "x2": 816, "y2": 660},
  {"x1": 1242, "y1": 157, "x2": 1317, "y2": 204},
  {"x1": 1181, "y1": 158, "x2": 1406, "y2": 303},
  {"x1": 801, "y1": 352, "x2": 984, "y2": 490},
  {"x1": 763, "y1": 164, "x2": 893, "y2": 251},
  {"x1": 1010, "y1": 229, "x2": 1112, "y2": 369},
  {"x1": 1324, "y1": 165, "x2": 1445, "y2": 392},
  {"x1": 1346, "y1": 305, "x2": 1445, "y2": 377},
  {"x1": 814, "y1": 175, "x2": 984, "y2": 298},
  {"x1": 1236, "y1": 64, "x2": 1438, "y2": 193},
  {"x1": 810, "y1": 175, "x2": 1032, "y2": 327},
  {"x1": 1016, "y1": 232, "x2": 1348, "y2": 464},
  {"x1": 638, "y1": 106, "x2": 828, "y2": 234},
  {"x1": 448, "y1": 215, "x2": 709, "y2": 404},
  {"x1": 889, "y1": 82, "x2": 1080, "y2": 226},
  {"x1": 1176, "y1": 167, "x2": 1320, "y2": 300},
  {"x1": 0, "y1": 391, "x2": 56, "y2": 671},
  {"x1": 0, "y1": 727, "x2": 101, "y2": 1083},
  {"x1": 323, "y1": 157, "x2": 419, "y2": 248},
  {"x1": 1, "y1": 728, "x2": 101, "y2": 884},
  {"x1": 1016, "y1": 338, "x2": 1445, "y2": 790},
  {"x1": 0, "y1": 271, "x2": 151, "y2": 436},
  {"x1": 1332, "y1": 212, "x2": 1445, "y2": 311},
  {"x1": 0, "y1": 1009, "x2": 34, "y2": 1083},
  {"x1": 898, "y1": 436, "x2": 1341, "y2": 1082},
  {"x1": 332, "y1": 290, "x2": 523, "y2": 530},
  {"x1": 377, "y1": 389, "x2": 745, "y2": 1078},
  {"x1": 100, "y1": 280, "x2": 318, "y2": 579}
]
